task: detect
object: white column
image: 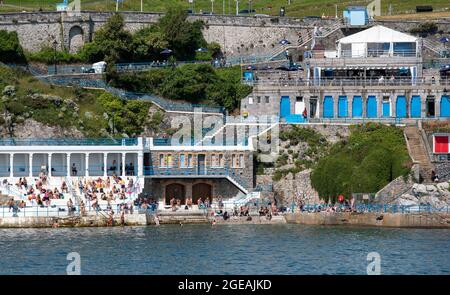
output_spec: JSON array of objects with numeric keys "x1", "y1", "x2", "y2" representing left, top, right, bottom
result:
[
  {"x1": 85, "y1": 153, "x2": 89, "y2": 177},
  {"x1": 66, "y1": 153, "x2": 71, "y2": 177},
  {"x1": 9, "y1": 153, "x2": 14, "y2": 178},
  {"x1": 48, "y1": 153, "x2": 52, "y2": 177},
  {"x1": 103, "y1": 153, "x2": 108, "y2": 177},
  {"x1": 29, "y1": 153, "x2": 33, "y2": 177},
  {"x1": 122, "y1": 153, "x2": 126, "y2": 177},
  {"x1": 138, "y1": 152, "x2": 144, "y2": 177}
]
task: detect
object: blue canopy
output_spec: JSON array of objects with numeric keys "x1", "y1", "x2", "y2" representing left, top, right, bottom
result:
[
  {"x1": 279, "y1": 39, "x2": 291, "y2": 45},
  {"x1": 439, "y1": 37, "x2": 450, "y2": 43},
  {"x1": 196, "y1": 47, "x2": 208, "y2": 52}
]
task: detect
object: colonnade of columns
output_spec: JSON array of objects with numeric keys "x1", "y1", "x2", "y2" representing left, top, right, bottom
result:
[{"x1": 0, "y1": 152, "x2": 143, "y2": 178}]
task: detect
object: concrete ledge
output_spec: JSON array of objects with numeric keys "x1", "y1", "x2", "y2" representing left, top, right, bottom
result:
[
  {"x1": 285, "y1": 212, "x2": 450, "y2": 228},
  {"x1": 0, "y1": 213, "x2": 148, "y2": 228}
]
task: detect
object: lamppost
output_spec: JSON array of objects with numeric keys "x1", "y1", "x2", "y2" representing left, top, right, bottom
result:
[
  {"x1": 52, "y1": 40, "x2": 58, "y2": 75},
  {"x1": 211, "y1": 0, "x2": 214, "y2": 14}
]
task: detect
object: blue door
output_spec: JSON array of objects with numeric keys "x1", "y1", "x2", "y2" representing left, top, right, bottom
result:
[
  {"x1": 323, "y1": 96, "x2": 334, "y2": 118},
  {"x1": 367, "y1": 96, "x2": 377, "y2": 118},
  {"x1": 441, "y1": 96, "x2": 450, "y2": 117},
  {"x1": 338, "y1": 96, "x2": 348, "y2": 117},
  {"x1": 280, "y1": 96, "x2": 290, "y2": 119},
  {"x1": 410, "y1": 95, "x2": 421, "y2": 118},
  {"x1": 396, "y1": 96, "x2": 407, "y2": 118},
  {"x1": 382, "y1": 101, "x2": 390, "y2": 117},
  {"x1": 352, "y1": 96, "x2": 363, "y2": 117}
]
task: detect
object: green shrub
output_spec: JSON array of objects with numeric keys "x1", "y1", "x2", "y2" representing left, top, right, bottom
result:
[
  {"x1": 0, "y1": 30, "x2": 26, "y2": 63},
  {"x1": 27, "y1": 46, "x2": 83, "y2": 64},
  {"x1": 311, "y1": 124, "x2": 410, "y2": 199}
]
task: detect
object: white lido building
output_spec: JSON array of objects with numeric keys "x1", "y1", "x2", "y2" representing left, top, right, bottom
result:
[{"x1": 0, "y1": 138, "x2": 143, "y2": 178}]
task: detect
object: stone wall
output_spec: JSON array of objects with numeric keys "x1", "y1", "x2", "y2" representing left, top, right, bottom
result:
[
  {"x1": 143, "y1": 177, "x2": 242, "y2": 201},
  {"x1": 1, "y1": 12, "x2": 450, "y2": 56},
  {"x1": 0, "y1": 11, "x2": 315, "y2": 56},
  {"x1": 0, "y1": 213, "x2": 148, "y2": 228},
  {"x1": 285, "y1": 212, "x2": 450, "y2": 228},
  {"x1": 436, "y1": 162, "x2": 450, "y2": 181}
]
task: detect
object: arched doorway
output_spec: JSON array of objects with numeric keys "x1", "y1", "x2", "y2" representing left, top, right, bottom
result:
[
  {"x1": 165, "y1": 183, "x2": 185, "y2": 204},
  {"x1": 323, "y1": 96, "x2": 334, "y2": 118},
  {"x1": 192, "y1": 183, "x2": 212, "y2": 204},
  {"x1": 69, "y1": 26, "x2": 84, "y2": 53}
]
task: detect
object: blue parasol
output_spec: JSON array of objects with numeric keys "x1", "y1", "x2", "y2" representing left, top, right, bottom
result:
[{"x1": 279, "y1": 39, "x2": 291, "y2": 45}]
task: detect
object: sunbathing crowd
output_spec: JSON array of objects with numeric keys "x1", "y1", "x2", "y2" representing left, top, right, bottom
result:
[
  {"x1": 7, "y1": 174, "x2": 70, "y2": 206},
  {"x1": 76, "y1": 176, "x2": 138, "y2": 209}
]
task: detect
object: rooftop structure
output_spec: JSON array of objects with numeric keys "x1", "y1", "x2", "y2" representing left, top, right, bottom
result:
[{"x1": 343, "y1": 6, "x2": 369, "y2": 26}]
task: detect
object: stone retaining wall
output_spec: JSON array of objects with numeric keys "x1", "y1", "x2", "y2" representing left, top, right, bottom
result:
[
  {"x1": 285, "y1": 212, "x2": 450, "y2": 228},
  {"x1": 0, "y1": 213, "x2": 148, "y2": 228}
]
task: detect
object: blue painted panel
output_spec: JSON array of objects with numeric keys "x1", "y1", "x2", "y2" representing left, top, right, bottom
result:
[
  {"x1": 285, "y1": 115, "x2": 306, "y2": 123},
  {"x1": 410, "y1": 95, "x2": 421, "y2": 118},
  {"x1": 441, "y1": 95, "x2": 450, "y2": 117},
  {"x1": 352, "y1": 96, "x2": 363, "y2": 117},
  {"x1": 382, "y1": 101, "x2": 390, "y2": 117},
  {"x1": 396, "y1": 96, "x2": 407, "y2": 118},
  {"x1": 367, "y1": 96, "x2": 377, "y2": 118},
  {"x1": 323, "y1": 96, "x2": 334, "y2": 118},
  {"x1": 338, "y1": 96, "x2": 348, "y2": 117},
  {"x1": 280, "y1": 96, "x2": 290, "y2": 118}
]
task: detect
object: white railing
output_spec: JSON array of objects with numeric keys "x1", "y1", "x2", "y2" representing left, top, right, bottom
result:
[{"x1": 243, "y1": 77, "x2": 450, "y2": 87}]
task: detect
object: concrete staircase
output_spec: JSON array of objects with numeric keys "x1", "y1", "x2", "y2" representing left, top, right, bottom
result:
[
  {"x1": 422, "y1": 39, "x2": 447, "y2": 56},
  {"x1": 404, "y1": 126, "x2": 434, "y2": 182}
]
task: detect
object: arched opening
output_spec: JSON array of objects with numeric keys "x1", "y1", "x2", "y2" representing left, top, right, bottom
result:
[
  {"x1": 192, "y1": 183, "x2": 212, "y2": 204},
  {"x1": 396, "y1": 95, "x2": 407, "y2": 118},
  {"x1": 352, "y1": 96, "x2": 362, "y2": 117},
  {"x1": 323, "y1": 96, "x2": 334, "y2": 118},
  {"x1": 366, "y1": 96, "x2": 377, "y2": 118},
  {"x1": 410, "y1": 95, "x2": 421, "y2": 118},
  {"x1": 165, "y1": 183, "x2": 186, "y2": 204},
  {"x1": 69, "y1": 26, "x2": 84, "y2": 53},
  {"x1": 338, "y1": 95, "x2": 348, "y2": 118},
  {"x1": 441, "y1": 95, "x2": 450, "y2": 117}
]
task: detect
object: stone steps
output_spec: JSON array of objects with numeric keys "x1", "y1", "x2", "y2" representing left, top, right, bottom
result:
[{"x1": 404, "y1": 126, "x2": 434, "y2": 182}]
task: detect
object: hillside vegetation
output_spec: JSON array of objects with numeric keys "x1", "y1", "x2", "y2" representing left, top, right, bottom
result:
[
  {"x1": 0, "y1": 65, "x2": 158, "y2": 138},
  {"x1": 310, "y1": 123, "x2": 411, "y2": 201},
  {"x1": 1, "y1": 0, "x2": 449, "y2": 18}
]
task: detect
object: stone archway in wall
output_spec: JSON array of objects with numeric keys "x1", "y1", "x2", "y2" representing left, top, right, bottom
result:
[
  {"x1": 165, "y1": 183, "x2": 186, "y2": 204},
  {"x1": 192, "y1": 183, "x2": 212, "y2": 204},
  {"x1": 69, "y1": 26, "x2": 84, "y2": 53}
]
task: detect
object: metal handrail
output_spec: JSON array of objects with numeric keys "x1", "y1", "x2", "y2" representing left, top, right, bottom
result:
[
  {"x1": 0, "y1": 138, "x2": 138, "y2": 146},
  {"x1": 143, "y1": 166, "x2": 249, "y2": 188},
  {"x1": 243, "y1": 77, "x2": 450, "y2": 87}
]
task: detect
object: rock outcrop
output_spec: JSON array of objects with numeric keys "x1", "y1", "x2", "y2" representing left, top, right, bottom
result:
[
  {"x1": 273, "y1": 169, "x2": 320, "y2": 206},
  {"x1": 393, "y1": 182, "x2": 450, "y2": 208}
]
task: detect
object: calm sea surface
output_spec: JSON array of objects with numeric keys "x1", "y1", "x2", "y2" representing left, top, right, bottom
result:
[{"x1": 0, "y1": 225, "x2": 448, "y2": 275}]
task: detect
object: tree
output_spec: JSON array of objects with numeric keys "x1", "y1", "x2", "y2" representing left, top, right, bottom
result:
[
  {"x1": 158, "y1": 7, "x2": 207, "y2": 60},
  {"x1": 79, "y1": 14, "x2": 133, "y2": 62},
  {"x1": 0, "y1": 30, "x2": 26, "y2": 63},
  {"x1": 311, "y1": 124, "x2": 411, "y2": 200},
  {"x1": 132, "y1": 26, "x2": 169, "y2": 61}
]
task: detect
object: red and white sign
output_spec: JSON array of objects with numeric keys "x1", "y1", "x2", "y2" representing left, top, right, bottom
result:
[{"x1": 433, "y1": 135, "x2": 449, "y2": 153}]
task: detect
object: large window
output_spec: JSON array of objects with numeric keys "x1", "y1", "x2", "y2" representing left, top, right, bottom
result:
[
  {"x1": 211, "y1": 153, "x2": 224, "y2": 167},
  {"x1": 231, "y1": 153, "x2": 245, "y2": 168},
  {"x1": 159, "y1": 153, "x2": 173, "y2": 168},
  {"x1": 179, "y1": 154, "x2": 185, "y2": 168}
]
